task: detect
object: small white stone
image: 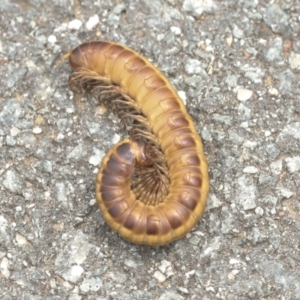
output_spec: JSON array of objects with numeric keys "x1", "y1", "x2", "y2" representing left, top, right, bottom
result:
[
  {"x1": 85, "y1": 15, "x2": 99, "y2": 30},
  {"x1": 16, "y1": 16, "x2": 23, "y2": 23},
  {"x1": 243, "y1": 166, "x2": 258, "y2": 174},
  {"x1": 89, "y1": 148, "x2": 105, "y2": 166},
  {"x1": 112, "y1": 133, "x2": 120, "y2": 144},
  {"x1": 10, "y1": 126, "x2": 20, "y2": 137},
  {"x1": 232, "y1": 269, "x2": 240, "y2": 275},
  {"x1": 158, "y1": 260, "x2": 173, "y2": 278},
  {"x1": 285, "y1": 157, "x2": 300, "y2": 173},
  {"x1": 280, "y1": 188, "x2": 293, "y2": 199},
  {"x1": 32, "y1": 127, "x2": 42, "y2": 134},
  {"x1": 48, "y1": 35, "x2": 57, "y2": 44},
  {"x1": 30, "y1": 21, "x2": 36, "y2": 28},
  {"x1": 153, "y1": 271, "x2": 166, "y2": 282},
  {"x1": 229, "y1": 258, "x2": 240, "y2": 264},
  {"x1": 241, "y1": 121, "x2": 248, "y2": 128},
  {"x1": 69, "y1": 265, "x2": 84, "y2": 282},
  {"x1": 226, "y1": 35, "x2": 233, "y2": 47},
  {"x1": 268, "y1": 87, "x2": 279, "y2": 96},
  {"x1": 0, "y1": 257, "x2": 10, "y2": 278},
  {"x1": 232, "y1": 25, "x2": 244, "y2": 39},
  {"x1": 237, "y1": 89, "x2": 253, "y2": 101},
  {"x1": 57, "y1": 133, "x2": 65, "y2": 140},
  {"x1": 16, "y1": 206, "x2": 22, "y2": 212},
  {"x1": 158, "y1": 260, "x2": 171, "y2": 274},
  {"x1": 243, "y1": 140, "x2": 257, "y2": 149},
  {"x1": 178, "y1": 287, "x2": 189, "y2": 294},
  {"x1": 270, "y1": 159, "x2": 282, "y2": 175},
  {"x1": 68, "y1": 19, "x2": 83, "y2": 30},
  {"x1": 289, "y1": 52, "x2": 300, "y2": 70},
  {"x1": 178, "y1": 90, "x2": 187, "y2": 105},
  {"x1": 16, "y1": 233, "x2": 30, "y2": 245},
  {"x1": 89, "y1": 199, "x2": 96, "y2": 206},
  {"x1": 255, "y1": 206, "x2": 264, "y2": 216},
  {"x1": 185, "y1": 270, "x2": 195, "y2": 278},
  {"x1": 96, "y1": 104, "x2": 107, "y2": 115},
  {"x1": 265, "y1": 130, "x2": 271, "y2": 137},
  {"x1": 170, "y1": 26, "x2": 181, "y2": 35}
]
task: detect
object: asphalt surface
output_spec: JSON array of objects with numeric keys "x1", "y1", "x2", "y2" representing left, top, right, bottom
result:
[{"x1": 0, "y1": 0, "x2": 300, "y2": 299}]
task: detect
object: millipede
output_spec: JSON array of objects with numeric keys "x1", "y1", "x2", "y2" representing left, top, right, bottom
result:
[{"x1": 66, "y1": 41, "x2": 210, "y2": 246}]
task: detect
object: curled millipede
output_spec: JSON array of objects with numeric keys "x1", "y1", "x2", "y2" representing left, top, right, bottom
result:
[{"x1": 66, "y1": 41, "x2": 210, "y2": 246}]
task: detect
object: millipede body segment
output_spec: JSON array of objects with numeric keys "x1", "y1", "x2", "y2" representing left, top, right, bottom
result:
[{"x1": 67, "y1": 41, "x2": 210, "y2": 246}]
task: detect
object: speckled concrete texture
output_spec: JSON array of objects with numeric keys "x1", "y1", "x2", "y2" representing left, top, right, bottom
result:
[{"x1": 0, "y1": 0, "x2": 300, "y2": 299}]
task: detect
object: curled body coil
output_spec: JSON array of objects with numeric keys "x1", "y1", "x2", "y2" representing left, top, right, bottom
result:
[{"x1": 67, "y1": 41, "x2": 210, "y2": 246}]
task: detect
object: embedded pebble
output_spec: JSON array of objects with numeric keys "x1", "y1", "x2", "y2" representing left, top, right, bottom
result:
[
  {"x1": 32, "y1": 126, "x2": 42, "y2": 134},
  {"x1": 85, "y1": 15, "x2": 99, "y2": 31},
  {"x1": 279, "y1": 188, "x2": 293, "y2": 199},
  {"x1": 268, "y1": 87, "x2": 279, "y2": 96},
  {"x1": 185, "y1": 270, "x2": 195, "y2": 279},
  {"x1": 277, "y1": 123, "x2": 300, "y2": 142},
  {"x1": 54, "y1": 232, "x2": 93, "y2": 283},
  {"x1": 243, "y1": 166, "x2": 258, "y2": 174},
  {"x1": 263, "y1": 4, "x2": 290, "y2": 35},
  {"x1": 113, "y1": 3, "x2": 126, "y2": 14},
  {"x1": 207, "y1": 194, "x2": 222, "y2": 210},
  {"x1": 178, "y1": 90, "x2": 187, "y2": 105},
  {"x1": 107, "y1": 271, "x2": 128, "y2": 283},
  {"x1": 285, "y1": 157, "x2": 300, "y2": 173},
  {"x1": 201, "y1": 127, "x2": 213, "y2": 142},
  {"x1": 240, "y1": 65, "x2": 265, "y2": 83},
  {"x1": 67, "y1": 144, "x2": 88, "y2": 161},
  {"x1": 79, "y1": 277, "x2": 103, "y2": 293},
  {"x1": 124, "y1": 259, "x2": 138, "y2": 269},
  {"x1": 69, "y1": 294, "x2": 82, "y2": 300},
  {"x1": 112, "y1": 133, "x2": 121, "y2": 144},
  {"x1": 6, "y1": 135, "x2": 16, "y2": 146},
  {"x1": 0, "y1": 257, "x2": 10, "y2": 278},
  {"x1": 47, "y1": 35, "x2": 57, "y2": 44},
  {"x1": 68, "y1": 19, "x2": 83, "y2": 30},
  {"x1": 289, "y1": 52, "x2": 300, "y2": 70},
  {"x1": 89, "y1": 147, "x2": 105, "y2": 166},
  {"x1": 275, "y1": 70, "x2": 298, "y2": 96},
  {"x1": 2, "y1": 170, "x2": 23, "y2": 194},
  {"x1": 237, "y1": 89, "x2": 253, "y2": 101},
  {"x1": 170, "y1": 26, "x2": 181, "y2": 35},
  {"x1": 159, "y1": 291, "x2": 184, "y2": 300},
  {"x1": 178, "y1": 287, "x2": 189, "y2": 294},
  {"x1": 236, "y1": 176, "x2": 257, "y2": 210},
  {"x1": 255, "y1": 207, "x2": 264, "y2": 216},
  {"x1": 232, "y1": 25, "x2": 244, "y2": 39},
  {"x1": 182, "y1": 0, "x2": 217, "y2": 17},
  {"x1": 63, "y1": 265, "x2": 84, "y2": 283},
  {"x1": 243, "y1": 140, "x2": 257, "y2": 149},
  {"x1": 6, "y1": 68, "x2": 27, "y2": 88},
  {"x1": 16, "y1": 233, "x2": 30, "y2": 245},
  {"x1": 270, "y1": 160, "x2": 283, "y2": 175},
  {"x1": 107, "y1": 13, "x2": 119, "y2": 26},
  {"x1": 265, "y1": 37, "x2": 283, "y2": 62},
  {"x1": 158, "y1": 260, "x2": 172, "y2": 274},
  {"x1": 185, "y1": 59, "x2": 204, "y2": 75},
  {"x1": 153, "y1": 270, "x2": 166, "y2": 282}
]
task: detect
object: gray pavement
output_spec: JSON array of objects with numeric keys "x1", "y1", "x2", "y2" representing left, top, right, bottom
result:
[{"x1": 0, "y1": 0, "x2": 300, "y2": 299}]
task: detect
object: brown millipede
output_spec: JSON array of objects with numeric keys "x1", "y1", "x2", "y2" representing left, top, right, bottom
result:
[{"x1": 66, "y1": 41, "x2": 210, "y2": 246}]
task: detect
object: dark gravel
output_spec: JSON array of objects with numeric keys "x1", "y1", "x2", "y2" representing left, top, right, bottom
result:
[{"x1": 0, "y1": 0, "x2": 300, "y2": 299}]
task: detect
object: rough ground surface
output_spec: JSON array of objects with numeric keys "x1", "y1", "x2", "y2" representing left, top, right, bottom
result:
[{"x1": 0, "y1": 0, "x2": 300, "y2": 299}]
